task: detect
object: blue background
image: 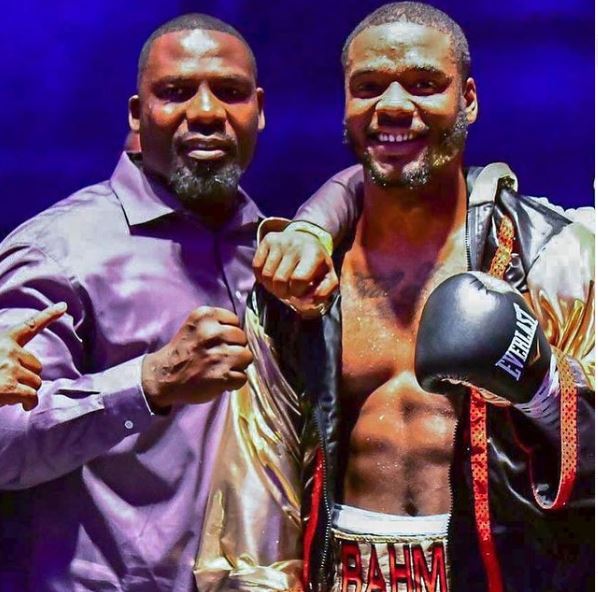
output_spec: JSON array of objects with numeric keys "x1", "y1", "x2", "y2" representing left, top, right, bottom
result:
[{"x1": 1, "y1": 1, "x2": 594, "y2": 235}]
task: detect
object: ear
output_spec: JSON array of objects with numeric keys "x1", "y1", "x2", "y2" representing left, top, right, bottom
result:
[
  {"x1": 128, "y1": 95, "x2": 141, "y2": 133},
  {"x1": 256, "y1": 87, "x2": 266, "y2": 132},
  {"x1": 463, "y1": 77, "x2": 478, "y2": 124}
]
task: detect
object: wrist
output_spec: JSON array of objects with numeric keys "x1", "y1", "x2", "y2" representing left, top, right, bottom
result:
[
  {"x1": 256, "y1": 217, "x2": 290, "y2": 244},
  {"x1": 141, "y1": 353, "x2": 171, "y2": 412},
  {"x1": 284, "y1": 221, "x2": 333, "y2": 256}
]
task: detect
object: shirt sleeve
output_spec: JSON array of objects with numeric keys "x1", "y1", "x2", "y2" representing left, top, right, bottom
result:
[
  {"x1": 294, "y1": 166, "x2": 362, "y2": 247},
  {"x1": 520, "y1": 217, "x2": 594, "y2": 509},
  {"x1": 526, "y1": 219, "x2": 594, "y2": 382},
  {"x1": 0, "y1": 243, "x2": 156, "y2": 490}
]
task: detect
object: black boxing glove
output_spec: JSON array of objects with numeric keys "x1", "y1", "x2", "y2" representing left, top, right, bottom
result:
[{"x1": 415, "y1": 272, "x2": 554, "y2": 407}]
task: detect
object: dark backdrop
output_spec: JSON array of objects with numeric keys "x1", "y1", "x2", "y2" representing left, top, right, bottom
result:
[{"x1": 2, "y1": 1, "x2": 594, "y2": 236}]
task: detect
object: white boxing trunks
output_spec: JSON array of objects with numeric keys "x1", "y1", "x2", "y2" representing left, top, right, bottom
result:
[{"x1": 330, "y1": 503, "x2": 450, "y2": 592}]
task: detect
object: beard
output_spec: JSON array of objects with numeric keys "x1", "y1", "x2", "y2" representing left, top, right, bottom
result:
[
  {"x1": 169, "y1": 157, "x2": 242, "y2": 210},
  {"x1": 345, "y1": 107, "x2": 469, "y2": 190}
]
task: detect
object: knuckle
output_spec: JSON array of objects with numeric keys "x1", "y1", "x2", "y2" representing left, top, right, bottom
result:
[
  {"x1": 291, "y1": 268, "x2": 313, "y2": 282},
  {"x1": 267, "y1": 232, "x2": 286, "y2": 246},
  {"x1": 272, "y1": 272, "x2": 288, "y2": 285},
  {"x1": 237, "y1": 347, "x2": 253, "y2": 366},
  {"x1": 2, "y1": 378, "x2": 18, "y2": 393},
  {"x1": 6, "y1": 348, "x2": 19, "y2": 362},
  {"x1": 227, "y1": 374, "x2": 248, "y2": 390},
  {"x1": 200, "y1": 330, "x2": 224, "y2": 350},
  {"x1": 265, "y1": 232, "x2": 280, "y2": 249},
  {"x1": 231, "y1": 326, "x2": 247, "y2": 342},
  {"x1": 208, "y1": 354, "x2": 224, "y2": 369},
  {"x1": 197, "y1": 320, "x2": 224, "y2": 341},
  {"x1": 196, "y1": 306, "x2": 213, "y2": 318},
  {"x1": 190, "y1": 306, "x2": 212, "y2": 322},
  {"x1": 266, "y1": 238, "x2": 282, "y2": 250}
]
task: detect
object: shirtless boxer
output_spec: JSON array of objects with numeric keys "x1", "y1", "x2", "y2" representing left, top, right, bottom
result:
[{"x1": 243, "y1": 3, "x2": 594, "y2": 591}]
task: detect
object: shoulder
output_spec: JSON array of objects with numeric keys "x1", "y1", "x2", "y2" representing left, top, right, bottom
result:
[
  {"x1": 306, "y1": 165, "x2": 364, "y2": 214},
  {"x1": 524, "y1": 196, "x2": 594, "y2": 234},
  {"x1": 318, "y1": 165, "x2": 363, "y2": 194},
  {"x1": 503, "y1": 189, "x2": 594, "y2": 282},
  {"x1": 1, "y1": 179, "x2": 125, "y2": 260},
  {"x1": 509, "y1": 191, "x2": 594, "y2": 250}
]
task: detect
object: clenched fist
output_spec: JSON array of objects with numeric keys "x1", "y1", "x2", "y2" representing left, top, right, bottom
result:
[
  {"x1": 0, "y1": 302, "x2": 67, "y2": 410},
  {"x1": 253, "y1": 225, "x2": 338, "y2": 311},
  {"x1": 141, "y1": 306, "x2": 253, "y2": 409}
]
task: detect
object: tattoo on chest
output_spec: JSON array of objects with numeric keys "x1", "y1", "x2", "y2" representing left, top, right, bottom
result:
[
  {"x1": 349, "y1": 262, "x2": 436, "y2": 299},
  {"x1": 345, "y1": 262, "x2": 437, "y2": 323},
  {"x1": 351, "y1": 270, "x2": 406, "y2": 298}
]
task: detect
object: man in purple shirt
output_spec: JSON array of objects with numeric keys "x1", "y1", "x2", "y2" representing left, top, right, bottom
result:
[{"x1": 0, "y1": 13, "x2": 332, "y2": 592}]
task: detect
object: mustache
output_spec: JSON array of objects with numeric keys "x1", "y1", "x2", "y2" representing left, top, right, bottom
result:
[{"x1": 174, "y1": 133, "x2": 237, "y2": 154}]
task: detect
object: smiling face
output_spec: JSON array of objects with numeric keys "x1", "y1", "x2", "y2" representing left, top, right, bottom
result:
[
  {"x1": 129, "y1": 29, "x2": 264, "y2": 209},
  {"x1": 344, "y1": 22, "x2": 477, "y2": 189}
]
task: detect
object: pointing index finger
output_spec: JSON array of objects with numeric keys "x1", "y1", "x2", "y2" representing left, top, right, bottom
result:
[{"x1": 8, "y1": 302, "x2": 67, "y2": 346}]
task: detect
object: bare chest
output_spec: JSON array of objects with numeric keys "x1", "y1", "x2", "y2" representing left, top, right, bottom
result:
[{"x1": 340, "y1": 246, "x2": 467, "y2": 400}]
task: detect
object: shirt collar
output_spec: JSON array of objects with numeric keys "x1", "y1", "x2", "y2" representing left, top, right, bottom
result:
[
  {"x1": 110, "y1": 152, "x2": 263, "y2": 230},
  {"x1": 110, "y1": 152, "x2": 178, "y2": 225}
]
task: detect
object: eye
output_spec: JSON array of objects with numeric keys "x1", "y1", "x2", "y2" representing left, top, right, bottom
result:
[
  {"x1": 214, "y1": 85, "x2": 250, "y2": 102},
  {"x1": 409, "y1": 78, "x2": 445, "y2": 95},
  {"x1": 157, "y1": 85, "x2": 194, "y2": 102},
  {"x1": 352, "y1": 81, "x2": 384, "y2": 98}
]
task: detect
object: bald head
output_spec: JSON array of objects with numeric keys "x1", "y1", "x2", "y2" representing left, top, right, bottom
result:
[
  {"x1": 342, "y1": 2, "x2": 471, "y2": 79},
  {"x1": 137, "y1": 13, "x2": 257, "y2": 89}
]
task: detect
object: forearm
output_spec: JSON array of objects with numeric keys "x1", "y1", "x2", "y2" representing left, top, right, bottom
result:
[
  {"x1": 294, "y1": 168, "x2": 362, "y2": 247},
  {"x1": 0, "y1": 356, "x2": 156, "y2": 489},
  {"x1": 0, "y1": 244, "x2": 158, "y2": 487}
]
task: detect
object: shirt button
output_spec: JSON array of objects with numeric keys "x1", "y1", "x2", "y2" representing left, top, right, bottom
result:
[{"x1": 124, "y1": 420, "x2": 134, "y2": 430}]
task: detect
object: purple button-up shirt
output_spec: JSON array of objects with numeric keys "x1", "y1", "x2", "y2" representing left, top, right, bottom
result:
[{"x1": 0, "y1": 153, "x2": 261, "y2": 591}]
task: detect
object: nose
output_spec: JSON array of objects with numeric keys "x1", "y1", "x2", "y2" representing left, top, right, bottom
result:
[
  {"x1": 186, "y1": 83, "x2": 226, "y2": 130},
  {"x1": 375, "y1": 81, "x2": 414, "y2": 120}
]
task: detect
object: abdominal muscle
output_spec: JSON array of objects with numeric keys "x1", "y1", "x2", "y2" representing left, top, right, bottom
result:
[
  {"x1": 340, "y1": 371, "x2": 460, "y2": 516},
  {"x1": 339, "y1": 249, "x2": 465, "y2": 516}
]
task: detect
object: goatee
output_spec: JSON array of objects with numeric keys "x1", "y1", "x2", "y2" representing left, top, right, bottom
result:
[
  {"x1": 169, "y1": 159, "x2": 242, "y2": 209},
  {"x1": 345, "y1": 108, "x2": 469, "y2": 190}
]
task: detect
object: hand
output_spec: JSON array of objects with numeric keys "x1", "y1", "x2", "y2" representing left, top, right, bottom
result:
[
  {"x1": 141, "y1": 306, "x2": 253, "y2": 409},
  {"x1": 253, "y1": 227, "x2": 338, "y2": 308},
  {"x1": 415, "y1": 272, "x2": 552, "y2": 406},
  {"x1": 0, "y1": 302, "x2": 67, "y2": 411}
]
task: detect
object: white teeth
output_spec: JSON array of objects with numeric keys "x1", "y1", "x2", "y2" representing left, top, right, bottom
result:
[{"x1": 377, "y1": 132, "x2": 416, "y2": 143}]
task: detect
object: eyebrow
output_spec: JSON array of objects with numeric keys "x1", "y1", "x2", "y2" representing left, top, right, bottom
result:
[
  {"x1": 350, "y1": 65, "x2": 450, "y2": 79},
  {"x1": 153, "y1": 74, "x2": 253, "y2": 86}
]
